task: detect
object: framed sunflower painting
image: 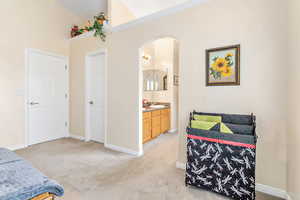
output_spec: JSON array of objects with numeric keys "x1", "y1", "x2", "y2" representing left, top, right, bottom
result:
[{"x1": 206, "y1": 45, "x2": 240, "y2": 86}]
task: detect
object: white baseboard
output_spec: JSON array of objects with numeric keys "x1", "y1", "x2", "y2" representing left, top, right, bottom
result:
[
  {"x1": 168, "y1": 129, "x2": 178, "y2": 133},
  {"x1": 286, "y1": 193, "x2": 293, "y2": 200},
  {"x1": 105, "y1": 143, "x2": 143, "y2": 157},
  {"x1": 175, "y1": 162, "x2": 289, "y2": 199},
  {"x1": 176, "y1": 161, "x2": 186, "y2": 169},
  {"x1": 7, "y1": 144, "x2": 27, "y2": 151},
  {"x1": 256, "y1": 184, "x2": 288, "y2": 199},
  {"x1": 69, "y1": 134, "x2": 86, "y2": 141}
]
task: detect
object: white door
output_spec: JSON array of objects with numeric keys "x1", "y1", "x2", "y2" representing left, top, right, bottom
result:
[
  {"x1": 87, "y1": 52, "x2": 105, "y2": 143},
  {"x1": 27, "y1": 49, "x2": 68, "y2": 146}
]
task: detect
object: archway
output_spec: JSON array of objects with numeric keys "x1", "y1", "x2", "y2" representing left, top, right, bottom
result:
[{"x1": 138, "y1": 37, "x2": 180, "y2": 156}]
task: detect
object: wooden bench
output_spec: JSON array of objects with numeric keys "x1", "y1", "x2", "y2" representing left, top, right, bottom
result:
[{"x1": 31, "y1": 193, "x2": 54, "y2": 200}]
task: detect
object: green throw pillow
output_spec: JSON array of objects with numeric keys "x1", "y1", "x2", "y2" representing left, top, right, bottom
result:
[
  {"x1": 191, "y1": 120, "x2": 218, "y2": 130},
  {"x1": 194, "y1": 114, "x2": 222, "y2": 123},
  {"x1": 220, "y1": 123, "x2": 233, "y2": 134}
]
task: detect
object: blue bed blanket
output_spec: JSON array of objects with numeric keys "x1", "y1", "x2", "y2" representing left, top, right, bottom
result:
[{"x1": 0, "y1": 148, "x2": 64, "y2": 200}]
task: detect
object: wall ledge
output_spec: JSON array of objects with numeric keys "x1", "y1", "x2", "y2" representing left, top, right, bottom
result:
[
  {"x1": 69, "y1": 31, "x2": 95, "y2": 41},
  {"x1": 69, "y1": 0, "x2": 208, "y2": 41}
]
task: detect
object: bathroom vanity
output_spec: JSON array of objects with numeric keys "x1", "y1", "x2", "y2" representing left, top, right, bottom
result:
[{"x1": 143, "y1": 106, "x2": 170, "y2": 144}]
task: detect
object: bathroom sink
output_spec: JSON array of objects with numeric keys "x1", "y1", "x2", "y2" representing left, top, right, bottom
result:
[{"x1": 149, "y1": 105, "x2": 166, "y2": 109}]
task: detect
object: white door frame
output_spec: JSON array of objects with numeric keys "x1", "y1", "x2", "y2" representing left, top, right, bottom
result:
[
  {"x1": 85, "y1": 49, "x2": 108, "y2": 144},
  {"x1": 25, "y1": 48, "x2": 69, "y2": 147}
]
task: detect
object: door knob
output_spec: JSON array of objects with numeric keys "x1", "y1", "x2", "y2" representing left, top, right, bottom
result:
[
  {"x1": 29, "y1": 102, "x2": 39, "y2": 105},
  {"x1": 89, "y1": 101, "x2": 94, "y2": 105}
]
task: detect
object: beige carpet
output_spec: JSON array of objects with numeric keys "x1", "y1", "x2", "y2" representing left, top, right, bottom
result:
[{"x1": 16, "y1": 133, "x2": 282, "y2": 200}]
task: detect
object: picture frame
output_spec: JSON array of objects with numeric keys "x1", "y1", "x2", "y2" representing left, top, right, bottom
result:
[{"x1": 206, "y1": 44, "x2": 240, "y2": 86}]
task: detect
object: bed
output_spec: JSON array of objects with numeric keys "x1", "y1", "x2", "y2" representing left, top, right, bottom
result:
[{"x1": 0, "y1": 148, "x2": 64, "y2": 200}]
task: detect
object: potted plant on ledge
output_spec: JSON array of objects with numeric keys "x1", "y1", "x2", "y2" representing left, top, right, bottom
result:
[{"x1": 71, "y1": 12, "x2": 108, "y2": 42}]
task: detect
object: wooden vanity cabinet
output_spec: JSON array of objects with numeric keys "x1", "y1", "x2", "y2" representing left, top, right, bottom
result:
[
  {"x1": 161, "y1": 109, "x2": 170, "y2": 134},
  {"x1": 143, "y1": 112, "x2": 152, "y2": 143},
  {"x1": 143, "y1": 108, "x2": 170, "y2": 144},
  {"x1": 151, "y1": 110, "x2": 161, "y2": 138}
]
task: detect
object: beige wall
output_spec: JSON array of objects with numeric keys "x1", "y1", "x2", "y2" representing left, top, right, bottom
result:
[
  {"x1": 69, "y1": 37, "x2": 107, "y2": 137},
  {"x1": 287, "y1": 0, "x2": 300, "y2": 198},
  {"x1": 70, "y1": 0, "x2": 288, "y2": 190},
  {"x1": 0, "y1": 0, "x2": 83, "y2": 149},
  {"x1": 110, "y1": 0, "x2": 136, "y2": 27}
]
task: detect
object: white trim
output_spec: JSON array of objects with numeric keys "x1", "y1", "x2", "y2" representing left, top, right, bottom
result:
[
  {"x1": 66, "y1": 56, "x2": 70, "y2": 141},
  {"x1": 168, "y1": 129, "x2": 178, "y2": 133},
  {"x1": 24, "y1": 49, "x2": 30, "y2": 147},
  {"x1": 105, "y1": 143, "x2": 143, "y2": 157},
  {"x1": 69, "y1": 0, "x2": 208, "y2": 41},
  {"x1": 286, "y1": 194, "x2": 293, "y2": 200},
  {"x1": 256, "y1": 184, "x2": 288, "y2": 199},
  {"x1": 7, "y1": 144, "x2": 27, "y2": 151},
  {"x1": 176, "y1": 161, "x2": 186, "y2": 169},
  {"x1": 138, "y1": 48, "x2": 144, "y2": 157},
  {"x1": 26, "y1": 48, "x2": 68, "y2": 59},
  {"x1": 25, "y1": 48, "x2": 69, "y2": 147},
  {"x1": 70, "y1": 31, "x2": 95, "y2": 41},
  {"x1": 85, "y1": 49, "x2": 108, "y2": 144},
  {"x1": 69, "y1": 134, "x2": 86, "y2": 141}
]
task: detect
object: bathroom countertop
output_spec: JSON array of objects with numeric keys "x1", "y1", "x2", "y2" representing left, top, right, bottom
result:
[{"x1": 143, "y1": 105, "x2": 170, "y2": 113}]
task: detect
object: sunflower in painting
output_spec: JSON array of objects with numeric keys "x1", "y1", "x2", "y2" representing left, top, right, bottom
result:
[
  {"x1": 212, "y1": 58, "x2": 228, "y2": 73},
  {"x1": 209, "y1": 53, "x2": 234, "y2": 79}
]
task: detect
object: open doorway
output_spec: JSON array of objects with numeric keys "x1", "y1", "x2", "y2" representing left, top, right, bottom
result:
[{"x1": 139, "y1": 37, "x2": 179, "y2": 153}]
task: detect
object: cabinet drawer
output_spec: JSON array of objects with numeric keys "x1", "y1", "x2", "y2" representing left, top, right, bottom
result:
[
  {"x1": 152, "y1": 110, "x2": 161, "y2": 117},
  {"x1": 161, "y1": 108, "x2": 170, "y2": 115},
  {"x1": 143, "y1": 112, "x2": 151, "y2": 119}
]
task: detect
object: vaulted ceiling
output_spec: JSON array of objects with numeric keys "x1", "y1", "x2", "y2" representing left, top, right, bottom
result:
[
  {"x1": 59, "y1": 0, "x2": 107, "y2": 20},
  {"x1": 59, "y1": 0, "x2": 190, "y2": 20},
  {"x1": 119, "y1": 0, "x2": 189, "y2": 18}
]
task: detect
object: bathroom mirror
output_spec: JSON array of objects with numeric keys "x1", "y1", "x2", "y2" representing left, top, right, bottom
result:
[{"x1": 143, "y1": 69, "x2": 168, "y2": 91}]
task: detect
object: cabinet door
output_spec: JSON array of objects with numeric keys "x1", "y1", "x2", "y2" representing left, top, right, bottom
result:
[
  {"x1": 151, "y1": 116, "x2": 161, "y2": 138},
  {"x1": 161, "y1": 115, "x2": 167, "y2": 133},
  {"x1": 166, "y1": 111, "x2": 170, "y2": 131},
  {"x1": 161, "y1": 109, "x2": 170, "y2": 133},
  {"x1": 143, "y1": 118, "x2": 152, "y2": 143}
]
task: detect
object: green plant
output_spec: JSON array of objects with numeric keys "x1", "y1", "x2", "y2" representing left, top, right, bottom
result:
[
  {"x1": 92, "y1": 12, "x2": 108, "y2": 41},
  {"x1": 74, "y1": 12, "x2": 108, "y2": 42}
]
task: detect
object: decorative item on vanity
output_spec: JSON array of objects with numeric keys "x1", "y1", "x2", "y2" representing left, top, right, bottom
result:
[
  {"x1": 186, "y1": 111, "x2": 257, "y2": 200},
  {"x1": 70, "y1": 12, "x2": 108, "y2": 41},
  {"x1": 142, "y1": 99, "x2": 150, "y2": 107},
  {"x1": 206, "y1": 45, "x2": 240, "y2": 86}
]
